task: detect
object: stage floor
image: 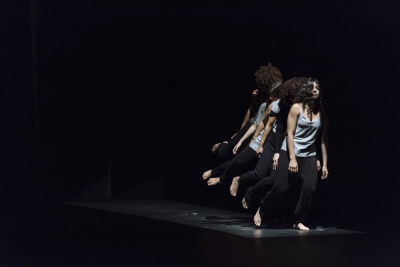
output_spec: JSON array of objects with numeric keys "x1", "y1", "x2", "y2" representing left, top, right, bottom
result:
[
  {"x1": 68, "y1": 200, "x2": 361, "y2": 238},
  {"x1": 2, "y1": 199, "x2": 399, "y2": 266}
]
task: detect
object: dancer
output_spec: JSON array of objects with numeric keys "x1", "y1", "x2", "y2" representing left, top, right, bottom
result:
[
  {"x1": 231, "y1": 80, "x2": 282, "y2": 155},
  {"x1": 212, "y1": 64, "x2": 282, "y2": 159},
  {"x1": 230, "y1": 77, "x2": 307, "y2": 197},
  {"x1": 202, "y1": 81, "x2": 282, "y2": 186},
  {"x1": 255, "y1": 78, "x2": 328, "y2": 231},
  {"x1": 204, "y1": 103, "x2": 272, "y2": 186}
]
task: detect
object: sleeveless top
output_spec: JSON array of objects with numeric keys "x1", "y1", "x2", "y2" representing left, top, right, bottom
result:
[
  {"x1": 281, "y1": 106, "x2": 322, "y2": 157},
  {"x1": 249, "y1": 100, "x2": 279, "y2": 151},
  {"x1": 249, "y1": 102, "x2": 267, "y2": 125}
]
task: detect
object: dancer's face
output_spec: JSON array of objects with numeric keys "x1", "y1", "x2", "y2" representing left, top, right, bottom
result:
[
  {"x1": 270, "y1": 95, "x2": 278, "y2": 102},
  {"x1": 312, "y1": 82, "x2": 320, "y2": 99}
]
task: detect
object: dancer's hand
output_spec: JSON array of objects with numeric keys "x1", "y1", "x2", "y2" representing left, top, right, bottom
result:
[
  {"x1": 288, "y1": 158, "x2": 298, "y2": 174},
  {"x1": 321, "y1": 166, "x2": 328, "y2": 179},
  {"x1": 272, "y1": 153, "x2": 280, "y2": 170},
  {"x1": 256, "y1": 146, "x2": 263, "y2": 158},
  {"x1": 316, "y1": 160, "x2": 321, "y2": 171},
  {"x1": 233, "y1": 141, "x2": 242, "y2": 154}
]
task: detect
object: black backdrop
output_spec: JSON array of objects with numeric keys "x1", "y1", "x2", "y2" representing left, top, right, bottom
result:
[{"x1": 1, "y1": 0, "x2": 400, "y2": 231}]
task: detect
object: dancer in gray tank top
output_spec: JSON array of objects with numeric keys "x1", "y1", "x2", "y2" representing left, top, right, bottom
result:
[
  {"x1": 210, "y1": 64, "x2": 283, "y2": 160},
  {"x1": 255, "y1": 78, "x2": 329, "y2": 231}
]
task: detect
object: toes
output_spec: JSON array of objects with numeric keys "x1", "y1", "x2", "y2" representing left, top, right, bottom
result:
[{"x1": 241, "y1": 199, "x2": 248, "y2": 209}]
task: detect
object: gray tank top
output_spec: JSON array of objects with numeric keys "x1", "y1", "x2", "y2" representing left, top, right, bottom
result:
[
  {"x1": 249, "y1": 100, "x2": 279, "y2": 151},
  {"x1": 249, "y1": 102, "x2": 267, "y2": 124},
  {"x1": 281, "y1": 107, "x2": 322, "y2": 157}
]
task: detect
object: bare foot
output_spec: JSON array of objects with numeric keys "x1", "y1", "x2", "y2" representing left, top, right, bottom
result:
[
  {"x1": 254, "y1": 208, "x2": 263, "y2": 226},
  {"x1": 294, "y1": 223, "x2": 309, "y2": 231},
  {"x1": 211, "y1": 143, "x2": 220, "y2": 153},
  {"x1": 242, "y1": 198, "x2": 248, "y2": 209},
  {"x1": 207, "y1": 178, "x2": 221, "y2": 186},
  {"x1": 211, "y1": 141, "x2": 228, "y2": 153},
  {"x1": 230, "y1": 176, "x2": 240, "y2": 196},
  {"x1": 202, "y1": 170, "x2": 211, "y2": 180}
]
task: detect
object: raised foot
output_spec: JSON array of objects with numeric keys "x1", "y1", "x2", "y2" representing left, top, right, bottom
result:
[
  {"x1": 230, "y1": 176, "x2": 240, "y2": 197},
  {"x1": 242, "y1": 198, "x2": 248, "y2": 209},
  {"x1": 211, "y1": 141, "x2": 228, "y2": 153},
  {"x1": 207, "y1": 178, "x2": 221, "y2": 186},
  {"x1": 211, "y1": 143, "x2": 221, "y2": 153},
  {"x1": 202, "y1": 170, "x2": 212, "y2": 180},
  {"x1": 294, "y1": 223, "x2": 309, "y2": 231}
]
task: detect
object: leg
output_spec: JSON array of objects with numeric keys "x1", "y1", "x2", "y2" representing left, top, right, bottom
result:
[
  {"x1": 293, "y1": 156, "x2": 318, "y2": 229},
  {"x1": 217, "y1": 121, "x2": 252, "y2": 159},
  {"x1": 219, "y1": 145, "x2": 259, "y2": 184},
  {"x1": 203, "y1": 160, "x2": 230, "y2": 181},
  {"x1": 243, "y1": 170, "x2": 277, "y2": 208},
  {"x1": 211, "y1": 141, "x2": 227, "y2": 154},
  {"x1": 259, "y1": 149, "x2": 294, "y2": 214},
  {"x1": 239, "y1": 141, "x2": 274, "y2": 186}
]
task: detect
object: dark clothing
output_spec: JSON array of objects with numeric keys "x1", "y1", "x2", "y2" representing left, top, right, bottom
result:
[
  {"x1": 238, "y1": 105, "x2": 287, "y2": 188},
  {"x1": 216, "y1": 121, "x2": 253, "y2": 159},
  {"x1": 216, "y1": 91, "x2": 267, "y2": 160},
  {"x1": 260, "y1": 149, "x2": 318, "y2": 223},
  {"x1": 239, "y1": 140, "x2": 274, "y2": 185},
  {"x1": 244, "y1": 170, "x2": 277, "y2": 207},
  {"x1": 211, "y1": 145, "x2": 259, "y2": 184}
]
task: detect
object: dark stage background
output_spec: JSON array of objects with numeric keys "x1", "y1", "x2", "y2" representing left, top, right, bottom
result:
[{"x1": 2, "y1": 0, "x2": 400, "y2": 232}]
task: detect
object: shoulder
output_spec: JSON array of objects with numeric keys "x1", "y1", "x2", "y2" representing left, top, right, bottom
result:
[
  {"x1": 290, "y1": 103, "x2": 302, "y2": 113},
  {"x1": 266, "y1": 102, "x2": 273, "y2": 113},
  {"x1": 271, "y1": 100, "x2": 280, "y2": 112}
]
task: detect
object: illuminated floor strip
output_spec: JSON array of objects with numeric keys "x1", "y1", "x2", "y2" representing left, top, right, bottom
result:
[{"x1": 67, "y1": 200, "x2": 362, "y2": 238}]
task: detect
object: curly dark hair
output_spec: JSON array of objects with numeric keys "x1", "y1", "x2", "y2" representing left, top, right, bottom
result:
[
  {"x1": 279, "y1": 77, "x2": 308, "y2": 107},
  {"x1": 254, "y1": 63, "x2": 283, "y2": 94},
  {"x1": 293, "y1": 78, "x2": 323, "y2": 113}
]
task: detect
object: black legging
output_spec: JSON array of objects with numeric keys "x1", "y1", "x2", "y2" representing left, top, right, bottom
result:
[
  {"x1": 244, "y1": 170, "x2": 277, "y2": 208},
  {"x1": 260, "y1": 149, "x2": 318, "y2": 223},
  {"x1": 211, "y1": 145, "x2": 259, "y2": 184},
  {"x1": 215, "y1": 121, "x2": 253, "y2": 159},
  {"x1": 239, "y1": 140, "x2": 274, "y2": 185}
]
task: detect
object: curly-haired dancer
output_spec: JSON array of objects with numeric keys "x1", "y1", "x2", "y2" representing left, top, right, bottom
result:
[
  {"x1": 255, "y1": 78, "x2": 329, "y2": 231},
  {"x1": 202, "y1": 81, "x2": 283, "y2": 186},
  {"x1": 229, "y1": 77, "x2": 307, "y2": 198},
  {"x1": 211, "y1": 64, "x2": 282, "y2": 159}
]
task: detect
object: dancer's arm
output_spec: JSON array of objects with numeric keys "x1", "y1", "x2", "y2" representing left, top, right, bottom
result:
[
  {"x1": 240, "y1": 89, "x2": 259, "y2": 129},
  {"x1": 240, "y1": 108, "x2": 251, "y2": 129},
  {"x1": 233, "y1": 123, "x2": 256, "y2": 154},
  {"x1": 252, "y1": 102, "x2": 273, "y2": 139},
  {"x1": 255, "y1": 115, "x2": 277, "y2": 158},
  {"x1": 233, "y1": 104, "x2": 272, "y2": 154},
  {"x1": 287, "y1": 104, "x2": 301, "y2": 173},
  {"x1": 271, "y1": 117, "x2": 285, "y2": 170},
  {"x1": 321, "y1": 113, "x2": 329, "y2": 179}
]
